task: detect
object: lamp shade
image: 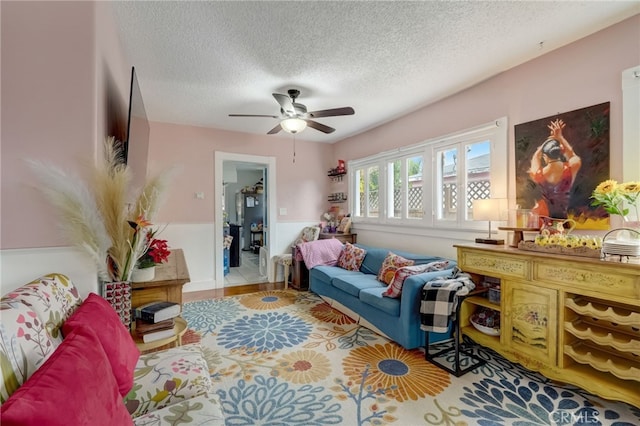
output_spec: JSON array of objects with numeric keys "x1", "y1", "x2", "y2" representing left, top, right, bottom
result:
[
  {"x1": 281, "y1": 118, "x2": 307, "y2": 134},
  {"x1": 472, "y1": 198, "x2": 507, "y2": 221}
]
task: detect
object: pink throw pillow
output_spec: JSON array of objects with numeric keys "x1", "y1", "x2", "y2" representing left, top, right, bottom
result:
[
  {"x1": 337, "y1": 243, "x2": 367, "y2": 271},
  {"x1": 377, "y1": 252, "x2": 415, "y2": 285},
  {"x1": 383, "y1": 261, "x2": 450, "y2": 298},
  {"x1": 0, "y1": 326, "x2": 133, "y2": 426},
  {"x1": 62, "y1": 293, "x2": 140, "y2": 396}
]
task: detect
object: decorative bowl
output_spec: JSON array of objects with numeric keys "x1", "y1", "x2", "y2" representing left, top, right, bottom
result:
[
  {"x1": 470, "y1": 307, "x2": 500, "y2": 336},
  {"x1": 470, "y1": 318, "x2": 500, "y2": 336}
]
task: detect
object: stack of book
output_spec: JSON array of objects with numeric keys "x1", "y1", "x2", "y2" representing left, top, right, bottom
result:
[{"x1": 133, "y1": 301, "x2": 182, "y2": 343}]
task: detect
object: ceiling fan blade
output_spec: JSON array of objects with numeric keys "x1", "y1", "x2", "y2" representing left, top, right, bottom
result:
[
  {"x1": 306, "y1": 119, "x2": 335, "y2": 134},
  {"x1": 229, "y1": 114, "x2": 279, "y2": 118},
  {"x1": 267, "y1": 123, "x2": 282, "y2": 134},
  {"x1": 273, "y1": 93, "x2": 295, "y2": 116},
  {"x1": 308, "y1": 107, "x2": 355, "y2": 118}
]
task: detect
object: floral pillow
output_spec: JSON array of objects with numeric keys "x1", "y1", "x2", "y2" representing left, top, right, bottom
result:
[
  {"x1": 383, "y1": 261, "x2": 450, "y2": 298},
  {"x1": 337, "y1": 243, "x2": 367, "y2": 271},
  {"x1": 377, "y1": 252, "x2": 415, "y2": 285}
]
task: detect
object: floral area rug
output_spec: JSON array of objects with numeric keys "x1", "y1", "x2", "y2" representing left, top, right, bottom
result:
[{"x1": 182, "y1": 290, "x2": 640, "y2": 426}]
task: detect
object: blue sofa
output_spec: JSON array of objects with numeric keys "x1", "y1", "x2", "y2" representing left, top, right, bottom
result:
[{"x1": 309, "y1": 244, "x2": 457, "y2": 350}]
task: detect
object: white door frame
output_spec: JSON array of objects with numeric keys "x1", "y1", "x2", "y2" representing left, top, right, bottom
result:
[{"x1": 214, "y1": 151, "x2": 277, "y2": 288}]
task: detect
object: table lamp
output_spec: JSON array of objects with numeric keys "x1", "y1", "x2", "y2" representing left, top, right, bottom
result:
[{"x1": 472, "y1": 198, "x2": 506, "y2": 245}]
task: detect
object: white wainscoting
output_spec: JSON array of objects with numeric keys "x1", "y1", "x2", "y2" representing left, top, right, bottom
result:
[
  {"x1": 0, "y1": 247, "x2": 99, "y2": 298},
  {"x1": 0, "y1": 220, "x2": 324, "y2": 296}
]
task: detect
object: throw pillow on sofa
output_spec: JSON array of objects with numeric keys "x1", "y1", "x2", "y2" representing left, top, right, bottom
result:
[
  {"x1": 337, "y1": 242, "x2": 367, "y2": 271},
  {"x1": 0, "y1": 326, "x2": 133, "y2": 426},
  {"x1": 383, "y1": 260, "x2": 450, "y2": 298},
  {"x1": 62, "y1": 293, "x2": 140, "y2": 396},
  {"x1": 377, "y1": 252, "x2": 415, "y2": 285}
]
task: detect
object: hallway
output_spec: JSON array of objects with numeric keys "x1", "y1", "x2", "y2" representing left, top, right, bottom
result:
[{"x1": 224, "y1": 250, "x2": 268, "y2": 287}]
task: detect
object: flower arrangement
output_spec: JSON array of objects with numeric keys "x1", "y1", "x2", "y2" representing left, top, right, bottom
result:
[
  {"x1": 137, "y1": 228, "x2": 171, "y2": 269},
  {"x1": 28, "y1": 137, "x2": 174, "y2": 282},
  {"x1": 591, "y1": 180, "x2": 640, "y2": 224}
]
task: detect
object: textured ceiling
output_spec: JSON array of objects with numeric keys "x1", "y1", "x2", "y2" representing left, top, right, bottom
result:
[{"x1": 112, "y1": 1, "x2": 639, "y2": 143}]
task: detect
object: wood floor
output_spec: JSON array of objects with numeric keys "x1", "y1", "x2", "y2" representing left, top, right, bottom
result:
[{"x1": 182, "y1": 281, "x2": 287, "y2": 302}]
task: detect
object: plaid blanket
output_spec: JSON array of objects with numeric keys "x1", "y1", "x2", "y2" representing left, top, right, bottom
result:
[{"x1": 420, "y1": 267, "x2": 475, "y2": 333}]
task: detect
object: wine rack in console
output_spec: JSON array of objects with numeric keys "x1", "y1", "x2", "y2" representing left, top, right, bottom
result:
[
  {"x1": 563, "y1": 295, "x2": 640, "y2": 382},
  {"x1": 455, "y1": 244, "x2": 640, "y2": 408}
]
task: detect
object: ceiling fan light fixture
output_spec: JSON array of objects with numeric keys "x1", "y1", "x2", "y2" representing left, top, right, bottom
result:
[{"x1": 281, "y1": 118, "x2": 307, "y2": 134}]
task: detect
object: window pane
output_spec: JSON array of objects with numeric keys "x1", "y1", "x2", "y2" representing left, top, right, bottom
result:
[
  {"x1": 389, "y1": 160, "x2": 401, "y2": 218},
  {"x1": 367, "y1": 166, "x2": 379, "y2": 218},
  {"x1": 355, "y1": 169, "x2": 364, "y2": 217},
  {"x1": 407, "y1": 156, "x2": 424, "y2": 219},
  {"x1": 465, "y1": 140, "x2": 491, "y2": 220},
  {"x1": 437, "y1": 147, "x2": 457, "y2": 220}
]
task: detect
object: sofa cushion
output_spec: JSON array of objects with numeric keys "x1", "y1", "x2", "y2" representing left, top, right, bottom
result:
[
  {"x1": 337, "y1": 242, "x2": 367, "y2": 271},
  {"x1": 383, "y1": 261, "x2": 451, "y2": 298},
  {"x1": 0, "y1": 301, "x2": 58, "y2": 403},
  {"x1": 62, "y1": 293, "x2": 140, "y2": 396},
  {"x1": 377, "y1": 252, "x2": 415, "y2": 285},
  {"x1": 311, "y1": 265, "x2": 361, "y2": 285},
  {"x1": 0, "y1": 326, "x2": 132, "y2": 426},
  {"x1": 332, "y1": 274, "x2": 383, "y2": 298},
  {"x1": 358, "y1": 245, "x2": 393, "y2": 275},
  {"x1": 359, "y1": 287, "x2": 401, "y2": 316},
  {"x1": 125, "y1": 344, "x2": 212, "y2": 418}
]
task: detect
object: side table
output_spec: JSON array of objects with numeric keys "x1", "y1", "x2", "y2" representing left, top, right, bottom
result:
[
  {"x1": 424, "y1": 288, "x2": 488, "y2": 377},
  {"x1": 319, "y1": 232, "x2": 357, "y2": 244},
  {"x1": 131, "y1": 249, "x2": 190, "y2": 308},
  {"x1": 132, "y1": 317, "x2": 188, "y2": 354}
]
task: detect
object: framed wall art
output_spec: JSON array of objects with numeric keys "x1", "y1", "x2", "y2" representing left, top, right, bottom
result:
[{"x1": 514, "y1": 102, "x2": 610, "y2": 230}]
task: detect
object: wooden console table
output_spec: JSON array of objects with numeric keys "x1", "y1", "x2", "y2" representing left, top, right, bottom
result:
[
  {"x1": 131, "y1": 249, "x2": 190, "y2": 308},
  {"x1": 456, "y1": 243, "x2": 640, "y2": 407}
]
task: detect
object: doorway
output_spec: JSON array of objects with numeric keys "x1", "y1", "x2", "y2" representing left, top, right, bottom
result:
[{"x1": 214, "y1": 152, "x2": 276, "y2": 289}]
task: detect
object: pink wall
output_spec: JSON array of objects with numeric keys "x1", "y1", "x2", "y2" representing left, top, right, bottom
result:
[
  {"x1": 1, "y1": 1, "x2": 132, "y2": 250},
  {"x1": 334, "y1": 15, "x2": 640, "y2": 192},
  {"x1": 1, "y1": 1, "x2": 637, "y2": 253},
  {"x1": 1, "y1": 2, "x2": 96, "y2": 249},
  {"x1": 148, "y1": 122, "x2": 333, "y2": 223}
]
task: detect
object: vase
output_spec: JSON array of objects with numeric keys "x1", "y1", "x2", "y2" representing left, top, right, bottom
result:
[
  {"x1": 131, "y1": 266, "x2": 155, "y2": 282},
  {"x1": 100, "y1": 281, "x2": 132, "y2": 329}
]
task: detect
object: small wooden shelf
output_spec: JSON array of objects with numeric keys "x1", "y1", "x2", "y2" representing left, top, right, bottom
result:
[
  {"x1": 498, "y1": 226, "x2": 540, "y2": 247},
  {"x1": 461, "y1": 325, "x2": 501, "y2": 347},
  {"x1": 464, "y1": 295, "x2": 501, "y2": 311}
]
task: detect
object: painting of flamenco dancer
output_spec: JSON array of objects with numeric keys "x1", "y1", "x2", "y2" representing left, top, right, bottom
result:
[{"x1": 515, "y1": 102, "x2": 610, "y2": 230}]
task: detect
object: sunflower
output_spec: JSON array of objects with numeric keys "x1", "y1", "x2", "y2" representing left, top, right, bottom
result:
[
  {"x1": 342, "y1": 343, "x2": 450, "y2": 402},
  {"x1": 273, "y1": 349, "x2": 332, "y2": 383},
  {"x1": 239, "y1": 290, "x2": 297, "y2": 310}
]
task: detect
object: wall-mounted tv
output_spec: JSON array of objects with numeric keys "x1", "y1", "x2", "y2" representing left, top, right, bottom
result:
[{"x1": 125, "y1": 66, "x2": 150, "y2": 190}]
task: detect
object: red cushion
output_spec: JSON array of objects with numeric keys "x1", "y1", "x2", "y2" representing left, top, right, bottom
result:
[
  {"x1": 0, "y1": 327, "x2": 133, "y2": 426},
  {"x1": 62, "y1": 293, "x2": 140, "y2": 396}
]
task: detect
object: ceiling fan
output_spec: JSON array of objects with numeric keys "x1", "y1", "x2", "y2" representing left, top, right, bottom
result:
[{"x1": 229, "y1": 89, "x2": 355, "y2": 135}]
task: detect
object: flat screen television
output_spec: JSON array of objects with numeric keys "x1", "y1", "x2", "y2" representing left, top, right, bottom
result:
[{"x1": 124, "y1": 66, "x2": 150, "y2": 191}]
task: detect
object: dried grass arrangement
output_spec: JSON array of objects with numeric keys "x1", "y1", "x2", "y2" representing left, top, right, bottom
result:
[{"x1": 28, "y1": 137, "x2": 174, "y2": 282}]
